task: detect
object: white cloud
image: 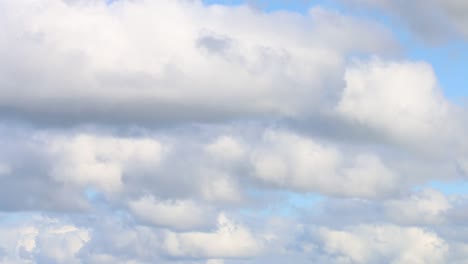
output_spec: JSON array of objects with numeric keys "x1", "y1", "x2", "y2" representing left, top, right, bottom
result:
[
  {"x1": 0, "y1": 0, "x2": 397, "y2": 125},
  {"x1": 205, "y1": 136, "x2": 245, "y2": 162},
  {"x1": 1, "y1": 1, "x2": 468, "y2": 263},
  {"x1": 250, "y1": 130, "x2": 399, "y2": 198},
  {"x1": 162, "y1": 214, "x2": 264, "y2": 259},
  {"x1": 128, "y1": 196, "x2": 216, "y2": 231},
  {"x1": 48, "y1": 134, "x2": 164, "y2": 193},
  {"x1": 384, "y1": 188, "x2": 451, "y2": 225},
  {"x1": 34, "y1": 224, "x2": 90, "y2": 264},
  {"x1": 318, "y1": 224, "x2": 449, "y2": 264},
  {"x1": 199, "y1": 170, "x2": 244, "y2": 204},
  {"x1": 206, "y1": 260, "x2": 224, "y2": 264},
  {"x1": 0, "y1": 217, "x2": 89, "y2": 264},
  {"x1": 337, "y1": 58, "x2": 457, "y2": 153}
]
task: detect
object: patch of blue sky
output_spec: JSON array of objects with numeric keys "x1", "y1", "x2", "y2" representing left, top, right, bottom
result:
[
  {"x1": 428, "y1": 180, "x2": 468, "y2": 195},
  {"x1": 288, "y1": 192, "x2": 322, "y2": 209},
  {"x1": 273, "y1": 192, "x2": 322, "y2": 217},
  {"x1": 240, "y1": 190, "x2": 322, "y2": 218},
  {"x1": 0, "y1": 212, "x2": 39, "y2": 225},
  {"x1": 84, "y1": 186, "x2": 101, "y2": 202},
  {"x1": 202, "y1": 0, "x2": 244, "y2": 7},
  {"x1": 202, "y1": 0, "x2": 341, "y2": 14},
  {"x1": 406, "y1": 41, "x2": 468, "y2": 102}
]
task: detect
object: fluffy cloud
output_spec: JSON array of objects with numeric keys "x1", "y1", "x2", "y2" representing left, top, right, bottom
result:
[
  {"x1": 0, "y1": 130, "x2": 90, "y2": 211},
  {"x1": 128, "y1": 196, "x2": 217, "y2": 231},
  {"x1": 250, "y1": 130, "x2": 399, "y2": 198},
  {"x1": 337, "y1": 58, "x2": 458, "y2": 153},
  {"x1": 0, "y1": 217, "x2": 89, "y2": 264},
  {"x1": 0, "y1": 122, "x2": 462, "y2": 210},
  {"x1": 0, "y1": 122, "x2": 467, "y2": 262},
  {"x1": 162, "y1": 214, "x2": 264, "y2": 259},
  {"x1": 48, "y1": 134, "x2": 164, "y2": 193},
  {"x1": 204, "y1": 136, "x2": 245, "y2": 162},
  {"x1": 1, "y1": 0, "x2": 468, "y2": 263},
  {"x1": 318, "y1": 224, "x2": 449, "y2": 264},
  {"x1": 6, "y1": 127, "x2": 409, "y2": 206},
  {"x1": 0, "y1": 0, "x2": 397, "y2": 125},
  {"x1": 384, "y1": 188, "x2": 452, "y2": 225}
]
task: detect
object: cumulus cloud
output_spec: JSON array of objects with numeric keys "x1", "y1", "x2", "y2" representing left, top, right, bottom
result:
[
  {"x1": 204, "y1": 136, "x2": 246, "y2": 162},
  {"x1": 162, "y1": 214, "x2": 264, "y2": 259},
  {"x1": 0, "y1": 0, "x2": 397, "y2": 125},
  {"x1": 4, "y1": 126, "x2": 414, "y2": 208},
  {"x1": 0, "y1": 216, "x2": 89, "y2": 264},
  {"x1": 384, "y1": 188, "x2": 452, "y2": 225},
  {"x1": 1, "y1": 121, "x2": 467, "y2": 262},
  {"x1": 250, "y1": 130, "x2": 399, "y2": 198},
  {"x1": 337, "y1": 58, "x2": 458, "y2": 153},
  {"x1": 128, "y1": 196, "x2": 217, "y2": 231},
  {"x1": 1, "y1": 0, "x2": 468, "y2": 263},
  {"x1": 318, "y1": 224, "x2": 449, "y2": 264},
  {"x1": 48, "y1": 134, "x2": 164, "y2": 193}
]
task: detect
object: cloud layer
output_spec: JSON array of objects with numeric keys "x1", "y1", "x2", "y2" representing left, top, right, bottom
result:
[{"x1": 1, "y1": 0, "x2": 468, "y2": 263}]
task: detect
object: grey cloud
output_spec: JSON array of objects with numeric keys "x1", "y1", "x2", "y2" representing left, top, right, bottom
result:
[
  {"x1": 196, "y1": 32, "x2": 233, "y2": 56},
  {"x1": 341, "y1": 0, "x2": 468, "y2": 43},
  {"x1": 0, "y1": 134, "x2": 90, "y2": 212}
]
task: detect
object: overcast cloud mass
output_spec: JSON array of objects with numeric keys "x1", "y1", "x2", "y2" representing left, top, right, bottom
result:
[{"x1": 2, "y1": 0, "x2": 468, "y2": 263}]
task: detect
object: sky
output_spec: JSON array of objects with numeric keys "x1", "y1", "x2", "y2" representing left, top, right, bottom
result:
[{"x1": 2, "y1": 0, "x2": 468, "y2": 263}]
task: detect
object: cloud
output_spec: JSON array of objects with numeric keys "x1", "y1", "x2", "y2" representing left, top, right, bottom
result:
[
  {"x1": 384, "y1": 188, "x2": 452, "y2": 225},
  {"x1": 337, "y1": 58, "x2": 458, "y2": 154},
  {"x1": 161, "y1": 214, "x2": 264, "y2": 259},
  {"x1": 128, "y1": 196, "x2": 217, "y2": 231},
  {"x1": 0, "y1": 0, "x2": 397, "y2": 125},
  {"x1": 0, "y1": 122, "x2": 462, "y2": 214},
  {"x1": 0, "y1": 131, "x2": 91, "y2": 212},
  {"x1": 48, "y1": 134, "x2": 164, "y2": 193},
  {"x1": 3, "y1": 193, "x2": 468, "y2": 263},
  {"x1": 1, "y1": 0, "x2": 468, "y2": 263},
  {"x1": 204, "y1": 136, "x2": 246, "y2": 162},
  {"x1": 0, "y1": 216, "x2": 89, "y2": 264},
  {"x1": 318, "y1": 224, "x2": 449, "y2": 264},
  {"x1": 250, "y1": 130, "x2": 400, "y2": 198}
]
